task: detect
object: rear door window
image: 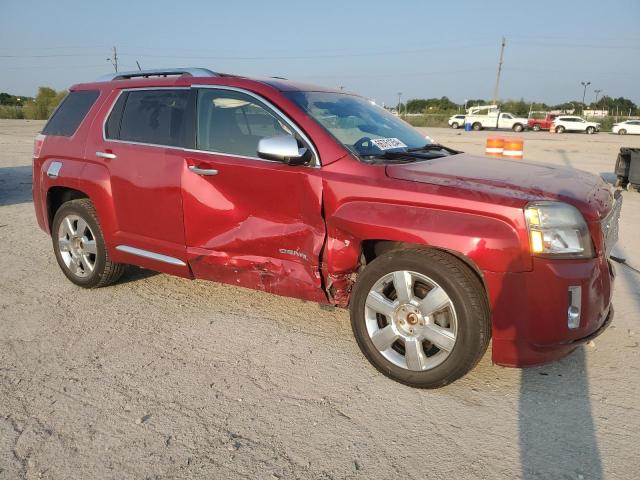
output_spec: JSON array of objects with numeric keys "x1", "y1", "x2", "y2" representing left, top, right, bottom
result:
[
  {"x1": 42, "y1": 90, "x2": 100, "y2": 136},
  {"x1": 114, "y1": 89, "x2": 190, "y2": 147}
]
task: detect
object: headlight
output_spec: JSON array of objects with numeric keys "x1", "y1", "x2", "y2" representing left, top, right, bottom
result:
[{"x1": 524, "y1": 202, "x2": 593, "y2": 258}]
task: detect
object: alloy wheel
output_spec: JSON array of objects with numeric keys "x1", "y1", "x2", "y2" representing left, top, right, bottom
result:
[
  {"x1": 57, "y1": 214, "x2": 98, "y2": 278},
  {"x1": 364, "y1": 270, "x2": 457, "y2": 371}
]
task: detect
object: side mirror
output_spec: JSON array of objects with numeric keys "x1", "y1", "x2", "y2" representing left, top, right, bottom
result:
[{"x1": 257, "y1": 135, "x2": 310, "y2": 165}]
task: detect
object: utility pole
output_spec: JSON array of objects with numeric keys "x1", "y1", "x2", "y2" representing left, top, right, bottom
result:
[
  {"x1": 580, "y1": 81, "x2": 591, "y2": 112},
  {"x1": 107, "y1": 46, "x2": 118, "y2": 72},
  {"x1": 492, "y1": 36, "x2": 506, "y2": 105},
  {"x1": 594, "y1": 89, "x2": 602, "y2": 104},
  {"x1": 397, "y1": 92, "x2": 402, "y2": 116}
]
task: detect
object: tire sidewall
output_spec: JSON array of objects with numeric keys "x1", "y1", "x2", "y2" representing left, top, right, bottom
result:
[
  {"x1": 350, "y1": 250, "x2": 487, "y2": 387},
  {"x1": 51, "y1": 201, "x2": 108, "y2": 288}
]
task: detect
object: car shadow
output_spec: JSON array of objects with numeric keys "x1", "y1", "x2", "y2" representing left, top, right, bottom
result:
[
  {"x1": 0, "y1": 166, "x2": 33, "y2": 206},
  {"x1": 118, "y1": 266, "x2": 160, "y2": 284},
  {"x1": 518, "y1": 349, "x2": 602, "y2": 479}
]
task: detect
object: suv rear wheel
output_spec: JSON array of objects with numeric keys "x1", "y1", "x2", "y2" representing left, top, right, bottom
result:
[
  {"x1": 556, "y1": 125, "x2": 565, "y2": 133},
  {"x1": 52, "y1": 199, "x2": 127, "y2": 288},
  {"x1": 349, "y1": 248, "x2": 490, "y2": 388}
]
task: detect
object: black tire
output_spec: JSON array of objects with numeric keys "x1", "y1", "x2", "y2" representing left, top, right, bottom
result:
[
  {"x1": 451, "y1": 122, "x2": 459, "y2": 129},
  {"x1": 51, "y1": 198, "x2": 127, "y2": 288},
  {"x1": 532, "y1": 124, "x2": 541, "y2": 132},
  {"x1": 472, "y1": 122, "x2": 482, "y2": 131},
  {"x1": 349, "y1": 248, "x2": 491, "y2": 388},
  {"x1": 586, "y1": 126, "x2": 596, "y2": 134},
  {"x1": 556, "y1": 125, "x2": 565, "y2": 133},
  {"x1": 512, "y1": 123, "x2": 524, "y2": 132},
  {"x1": 618, "y1": 129, "x2": 627, "y2": 135}
]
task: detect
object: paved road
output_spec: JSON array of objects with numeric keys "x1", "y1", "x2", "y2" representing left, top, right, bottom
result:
[{"x1": 1, "y1": 120, "x2": 639, "y2": 479}]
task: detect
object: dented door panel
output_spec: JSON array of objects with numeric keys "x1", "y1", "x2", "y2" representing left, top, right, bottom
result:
[{"x1": 181, "y1": 153, "x2": 327, "y2": 302}]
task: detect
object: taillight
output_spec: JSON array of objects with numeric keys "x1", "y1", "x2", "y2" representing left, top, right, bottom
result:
[{"x1": 33, "y1": 134, "x2": 45, "y2": 159}]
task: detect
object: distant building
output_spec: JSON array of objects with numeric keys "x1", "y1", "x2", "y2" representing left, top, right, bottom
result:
[{"x1": 583, "y1": 109, "x2": 609, "y2": 118}]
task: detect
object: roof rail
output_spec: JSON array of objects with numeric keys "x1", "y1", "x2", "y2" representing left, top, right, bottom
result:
[{"x1": 97, "y1": 68, "x2": 219, "y2": 82}]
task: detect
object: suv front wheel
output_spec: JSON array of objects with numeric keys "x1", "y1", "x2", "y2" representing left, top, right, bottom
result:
[
  {"x1": 350, "y1": 248, "x2": 490, "y2": 388},
  {"x1": 52, "y1": 199, "x2": 127, "y2": 288}
]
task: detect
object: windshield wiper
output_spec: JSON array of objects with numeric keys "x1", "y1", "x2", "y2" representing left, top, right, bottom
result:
[{"x1": 406, "y1": 143, "x2": 461, "y2": 155}]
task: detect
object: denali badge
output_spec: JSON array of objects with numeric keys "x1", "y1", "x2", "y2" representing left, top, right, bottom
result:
[{"x1": 279, "y1": 249, "x2": 308, "y2": 261}]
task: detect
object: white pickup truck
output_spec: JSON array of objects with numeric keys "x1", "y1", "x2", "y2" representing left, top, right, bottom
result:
[{"x1": 465, "y1": 105, "x2": 528, "y2": 132}]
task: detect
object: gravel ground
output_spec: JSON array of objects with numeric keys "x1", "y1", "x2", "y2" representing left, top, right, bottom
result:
[{"x1": 1, "y1": 120, "x2": 639, "y2": 480}]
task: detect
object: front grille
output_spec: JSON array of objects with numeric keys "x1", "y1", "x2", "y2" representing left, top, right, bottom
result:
[{"x1": 601, "y1": 191, "x2": 622, "y2": 257}]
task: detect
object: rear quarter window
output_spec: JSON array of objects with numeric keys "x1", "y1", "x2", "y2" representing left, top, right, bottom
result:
[{"x1": 42, "y1": 90, "x2": 100, "y2": 136}]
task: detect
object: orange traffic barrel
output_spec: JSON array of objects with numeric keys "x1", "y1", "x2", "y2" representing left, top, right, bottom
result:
[
  {"x1": 549, "y1": 122, "x2": 556, "y2": 134},
  {"x1": 503, "y1": 138, "x2": 524, "y2": 159},
  {"x1": 485, "y1": 137, "x2": 504, "y2": 157}
]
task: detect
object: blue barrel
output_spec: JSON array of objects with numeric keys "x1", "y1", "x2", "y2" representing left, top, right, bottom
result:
[{"x1": 464, "y1": 122, "x2": 472, "y2": 131}]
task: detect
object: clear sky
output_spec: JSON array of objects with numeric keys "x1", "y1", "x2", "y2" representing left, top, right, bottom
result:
[{"x1": 1, "y1": 0, "x2": 639, "y2": 106}]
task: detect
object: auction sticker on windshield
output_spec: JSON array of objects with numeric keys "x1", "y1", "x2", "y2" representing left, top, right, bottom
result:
[{"x1": 370, "y1": 138, "x2": 407, "y2": 150}]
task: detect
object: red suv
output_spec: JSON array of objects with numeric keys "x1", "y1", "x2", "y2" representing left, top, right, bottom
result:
[{"x1": 33, "y1": 68, "x2": 621, "y2": 388}]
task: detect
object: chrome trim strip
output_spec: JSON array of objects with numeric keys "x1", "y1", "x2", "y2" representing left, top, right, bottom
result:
[
  {"x1": 115, "y1": 245, "x2": 187, "y2": 266},
  {"x1": 46, "y1": 161, "x2": 62, "y2": 179},
  {"x1": 101, "y1": 85, "x2": 321, "y2": 168}
]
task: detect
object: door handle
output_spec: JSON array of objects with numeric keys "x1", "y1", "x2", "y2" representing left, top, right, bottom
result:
[
  {"x1": 189, "y1": 165, "x2": 219, "y2": 176},
  {"x1": 96, "y1": 151, "x2": 117, "y2": 160}
]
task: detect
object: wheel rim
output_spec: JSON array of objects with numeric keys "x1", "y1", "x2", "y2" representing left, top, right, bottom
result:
[
  {"x1": 364, "y1": 270, "x2": 458, "y2": 372},
  {"x1": 57, "y1": 214, "x2": 97, "y2": 278}
]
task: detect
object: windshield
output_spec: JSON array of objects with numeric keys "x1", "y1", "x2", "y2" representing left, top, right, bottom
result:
[{"x1": 285, "y1": 91, "x2": 431, "y2": 157}]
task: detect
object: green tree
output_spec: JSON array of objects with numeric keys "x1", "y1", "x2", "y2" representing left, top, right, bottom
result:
[{"x1": 23, "y1": 87, "x2": 67, "y2": 120}]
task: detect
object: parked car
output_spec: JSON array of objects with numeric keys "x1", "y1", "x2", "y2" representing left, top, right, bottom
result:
[
  {"x1": 612, "y1": 120, "x2": 640, "y2": 135},
  {"x1": 528, "y1": 114, "x2": 558, "y2": 131},
  {"x1": 464, "y1": 105, "x2": 528, "y2": 132},
  {"x1": 448, "y1": 114, "x2": 466, "y2": 129},
  {"x1": 33, "y1": 68, "x2": 621, "y2": 388},
  {"x1": 553, "y1": 116, "x2": 600, "y2": 134}
]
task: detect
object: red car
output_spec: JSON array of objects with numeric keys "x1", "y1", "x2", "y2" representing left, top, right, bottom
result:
[
  {"x1": 33, "y1": 68, "x2": 621, "y2": 388},
  {"x1": 528, "y1": 114, "x2": 558, "y2": 131}
]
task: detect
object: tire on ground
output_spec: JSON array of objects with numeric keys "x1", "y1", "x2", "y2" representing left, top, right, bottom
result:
[
  {"x1": 51, "y1": 198, "x2": 127, "y2": 288},
  {"x1": 349, "y1": 247, "x2": 491, "y2": 388}
]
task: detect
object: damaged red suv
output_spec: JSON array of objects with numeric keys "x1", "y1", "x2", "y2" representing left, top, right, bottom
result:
[{"x1": 33, "y1": 68, "x2": 621, "y2": 387}]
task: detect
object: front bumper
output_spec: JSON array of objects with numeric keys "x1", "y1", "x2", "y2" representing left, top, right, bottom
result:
[{"x1": 485, "y1": 255, "x2": 614, "y2": 367}]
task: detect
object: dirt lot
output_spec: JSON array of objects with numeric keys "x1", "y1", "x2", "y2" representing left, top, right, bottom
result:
[{"x1": 1, "y1": 119, "x2": 639, "y2": 480}]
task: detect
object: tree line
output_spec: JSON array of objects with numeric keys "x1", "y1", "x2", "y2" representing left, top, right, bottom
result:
[
  {"x1": 0, "y1": 87, "x2": 66, "y2": 120},
  {"x1": 400, "y1": 95, "x2": 639, "y2": 117}
]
